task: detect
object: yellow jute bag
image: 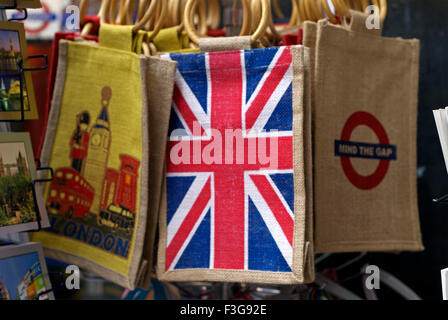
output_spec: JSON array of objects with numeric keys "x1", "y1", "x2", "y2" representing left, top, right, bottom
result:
[
  {"x1": 33, "y1": 24, "x2": 177, "y2": 289},
  {"x1": 150, "y1": 26, "x2": 199, "y2": 54},
  {"x1": 133, "y1": 27, "x2": 199, "y2": 57}
]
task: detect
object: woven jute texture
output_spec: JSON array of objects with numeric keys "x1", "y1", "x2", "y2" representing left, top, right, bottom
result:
[
  {"x1": 156, "y1": 43, "x2": 313, "y2": 284},
  {"x1": 313, "y1": 12, "x2": 423, "y2": 253},
  {"x1": 33, "y1": 24, "x2": 176, "y2": 290}
]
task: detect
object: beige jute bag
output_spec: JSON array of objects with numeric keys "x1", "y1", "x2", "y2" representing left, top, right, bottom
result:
[
  {"x1": 156, "y1": 38, "x2": 314, "y2": 284},
  {"x1": 33, "y1": 24, "x2": 177, "y2": 290},
  {"x1": 137, "y1": 48, "x2": 177, "y2": 290},
  {"x1": 313, "y1": 11, "x2": 423, "y2": 253},
  {"x1": 302, "y1": 25, "x2": 315, "y2": 282}
]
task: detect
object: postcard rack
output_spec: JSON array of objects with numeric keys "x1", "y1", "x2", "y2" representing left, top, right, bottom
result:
[
  {"x1": 433, "y1": 194, "x2": 448, "y2": 204},
  {"x1": 0, "y1": 3, "x2": 54, "y2": 233},
  {"x1": 31, "y1": 164, "x2": 54, "y2": 232},
  {"x1": 0, "y1": 0, "x2": 48, "y2": 123},
  {"x1": 36, "y1": 271, "x2": 64, "y2": 300}
]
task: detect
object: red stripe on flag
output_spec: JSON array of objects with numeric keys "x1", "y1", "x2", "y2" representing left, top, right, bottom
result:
[
  {"x1": 249, "y1": 174, "x2": 294, "y2": 245},
  {"x1": 209, "y1": 51, "x2": 243, "y2": 131},
  {"x1": 166, "y1": 178, "x2": 211, "y2": 269},
  {"x1": 213, "y1": 171, "x2": 246, "y2": 269},
  {"x1": 277, "y1": 136, "x2": 294, "y2": 170},
  {"x1": 245, "y1": 48, "x2": 292, "y2": 131},
  {"x1": 209, "y1": 51, "x2": 246, "y2": 269},
  {"x1": 173, "y1": 85, "x2": 205, "y2": 136}
]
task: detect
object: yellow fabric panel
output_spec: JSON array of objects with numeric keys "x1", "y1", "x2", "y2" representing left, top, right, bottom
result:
[
  {"x1": 133, "y1": 30, "x2": 147, "y2": 55},
  {"x1": 149, "y1": 27, "x2": 199, "y2": 53},
  {"x1": 32, "y1": 40, "x2": 143, "y2": 277},
  {"x1": 99, "y1": 23, "x2": 134, "y2": 52}
]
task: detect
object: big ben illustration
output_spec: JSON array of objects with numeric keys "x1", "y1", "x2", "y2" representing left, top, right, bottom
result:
[{"x1": 83, "y1": 86, "x2": 112, "y2": 215}]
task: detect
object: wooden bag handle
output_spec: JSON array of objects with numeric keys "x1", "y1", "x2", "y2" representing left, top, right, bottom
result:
[
  {"x1": 80, "y1": 0, "x2": 89, "y2": 25},
  {"x1": 272, "y1": 0, "x2": 285, "y2": 19},
  {"x1": 298, "y1": 0, "x2": 318, "y2": 23},
  {"x1": 251, "y1": 0, "x2": 283, "y2": 43},
  {"x1": 340, "y1": 0, "x2": 388, "y2": 22},
  {"x1": 321, "y1": 0, "x2": 338, "y2": 23},
  {"x1": 371, "y1": 0, "x2": 387, "y2": 22},
  {"x1": 184, "y1": 0, "x2": 268, "y2": 45},
  {"x1": 333, "y1": 0, "x2": 349, "y2": 17},
  {"x1": 289, "y1": 0, "x2": 300, "y2": 25},
  {"x1": 207, "y1": 0, "x2": 221, "y2": 30},
  {"x1": 137, "y1": 0, "x2": 149, "y2": 22},
  {"x1": 80, "y1": 0, "x2": 106, "y2": 36},
  {"x1": 165, "y1": 0, "x2": 207, "y2": 36}
]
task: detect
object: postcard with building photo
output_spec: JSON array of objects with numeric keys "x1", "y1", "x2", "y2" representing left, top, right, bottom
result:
[
  {"x1": 0, "y1": 1, "x2": 41, "y2": 9},
  {"x1": 0, "y1": 21, "x2": 38, "y2": 120},
  {"x1": 0, "y1": 243, "x2": 54, "y2": 300},
  {"x1": 0, "y1": 132, "x2": 48, "y2": 235}
]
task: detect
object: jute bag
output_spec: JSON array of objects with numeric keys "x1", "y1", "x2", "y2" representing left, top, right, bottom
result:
[
  {"x1": 36, "y1": 32, "x2": 99, "y2": 160},
  {"x1": 150, "y1": 26, "x2": 199, "y2": 54},
  {"x1": 132, "y1": 31, "x2": 179, "y2": 290},
  {"x1": 156, "y1": 38, "x2": 314, "y2": 283},
  {"x1": 36, "y1": 15, "x2": 102, "y2": 159},
  {"x1": 33, "y1": 24, "x2": 176, "y2": 289},
  {"x1": 130, "y1": 26, "x2": 198, "y2": 289},
  {"x1": 313, "y1": 11, "x2": 423, "y2": 253},
  {"x1": 301, "y1": 24, "x2": 315, "y2": 282}
]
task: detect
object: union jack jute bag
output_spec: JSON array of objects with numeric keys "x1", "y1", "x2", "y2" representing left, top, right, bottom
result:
[
  {"x1": 156, "y1": 44, "x2": 314, "y2": 284},
  {"x1": 33, "y1": 24, "x2": 177, "y2": 289},
  {"x1": 313, "y1": 11, "x2": 423, "y2": 253}
]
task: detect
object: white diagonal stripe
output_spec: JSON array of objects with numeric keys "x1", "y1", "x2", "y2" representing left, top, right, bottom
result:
[
  {"x1": 244, "y1": 46, "x2": 286, "y2": 115},
  {"x1": 265, "y1": 174, "x2": 294, "y2": 220},
  {"x1": 168, "y1": 201, "x2": 211, "y2": 270},
  {"x1": 175, "y1": 70, "x2": 210, "y2": 131},
  {"x1": 172, "y1": 101, "x2": 192, "y2": 137},
  {"x1": 167, "y1": 173, "x2": 210, "y2": 247},
  {"x1": 246, "y1": 175, "x2": 293, "y2": 267},
  {"x1": 248, "y1": 65, "x2": 292, "y2": 134}
]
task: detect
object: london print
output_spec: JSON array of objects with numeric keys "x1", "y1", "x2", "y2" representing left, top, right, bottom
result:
[{"x1": 46, "y1": 87, "x2": 141, "y2": 258}]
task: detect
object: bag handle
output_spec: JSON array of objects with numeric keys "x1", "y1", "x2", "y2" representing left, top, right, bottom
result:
[
  {"x1": 346, "y1": 9, "x2": 382, "y2": 35},
  {"x1": 370, "y1": 0, "x2": 387, "y2": 22},
  {"x1": 80, "y1": 0, "x2": 104, "y2": 36},
  {"x1": 80, "y1": 0, "x2": 89, "y2": 26},
  {"x1": 207, "y1": 0, "x2": 221, "y2": 30},
  {"x1": 341, "y1": 0, "x2": 388, "y2": 22},
  {"x1": 99, "y1": 23, "x2": 134, "y2": 51},
  {"x1": 99, "y1": 0, "x2": 164, "y2": 37},
  {"x1": 184, "y1": 0, "x2": 268, "y2": 46},
  {"x1": 257, "y1": 0, "x2": 314, "y2": 46}
]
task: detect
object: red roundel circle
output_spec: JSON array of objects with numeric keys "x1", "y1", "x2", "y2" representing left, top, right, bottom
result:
[
  {"x1": 25, "y1": 2, "x2": 51, "y2": 35},
  {"x1": 340, "y1": 111, "x2": 391, "y2": 190}
]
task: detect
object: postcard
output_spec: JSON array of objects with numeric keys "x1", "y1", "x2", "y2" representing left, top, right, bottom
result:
[
  {"x1": 0, "y1": 132, "x2": 49, "y2": 235},
  {"x1": 0, "y1": 242, "x2": 54, "y2": 300},
  {"x1": 0, "y1": 1, "x2": 41, "y2": 9},
  {"x1": 0, "y1": 21, "x2": 38, "y2": 120}
]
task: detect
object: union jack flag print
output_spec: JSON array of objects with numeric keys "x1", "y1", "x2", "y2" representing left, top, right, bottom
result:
[{"x1": 166, "y1": 46, "x2": 296, "y2": 273}]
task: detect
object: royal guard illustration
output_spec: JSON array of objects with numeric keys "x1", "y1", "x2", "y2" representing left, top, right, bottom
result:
[
  {"x1": 46, "y1": 86, "x2": 141, "y2": 234},
  {"x1": 70, "y1": 111, "x2": 90, "y2": 174}
]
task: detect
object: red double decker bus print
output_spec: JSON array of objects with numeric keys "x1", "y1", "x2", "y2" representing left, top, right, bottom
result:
[{"x1": 47, "y1": 168, "x2": 94, "y2": 219}]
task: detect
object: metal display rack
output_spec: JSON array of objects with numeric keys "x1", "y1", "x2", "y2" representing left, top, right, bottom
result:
[
  {"x1": 0, "y1": 1, "x2": 58, "y2": 300},
  {"x1": 0, "y1": 2, "x2": 54, "y2": 233}
]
